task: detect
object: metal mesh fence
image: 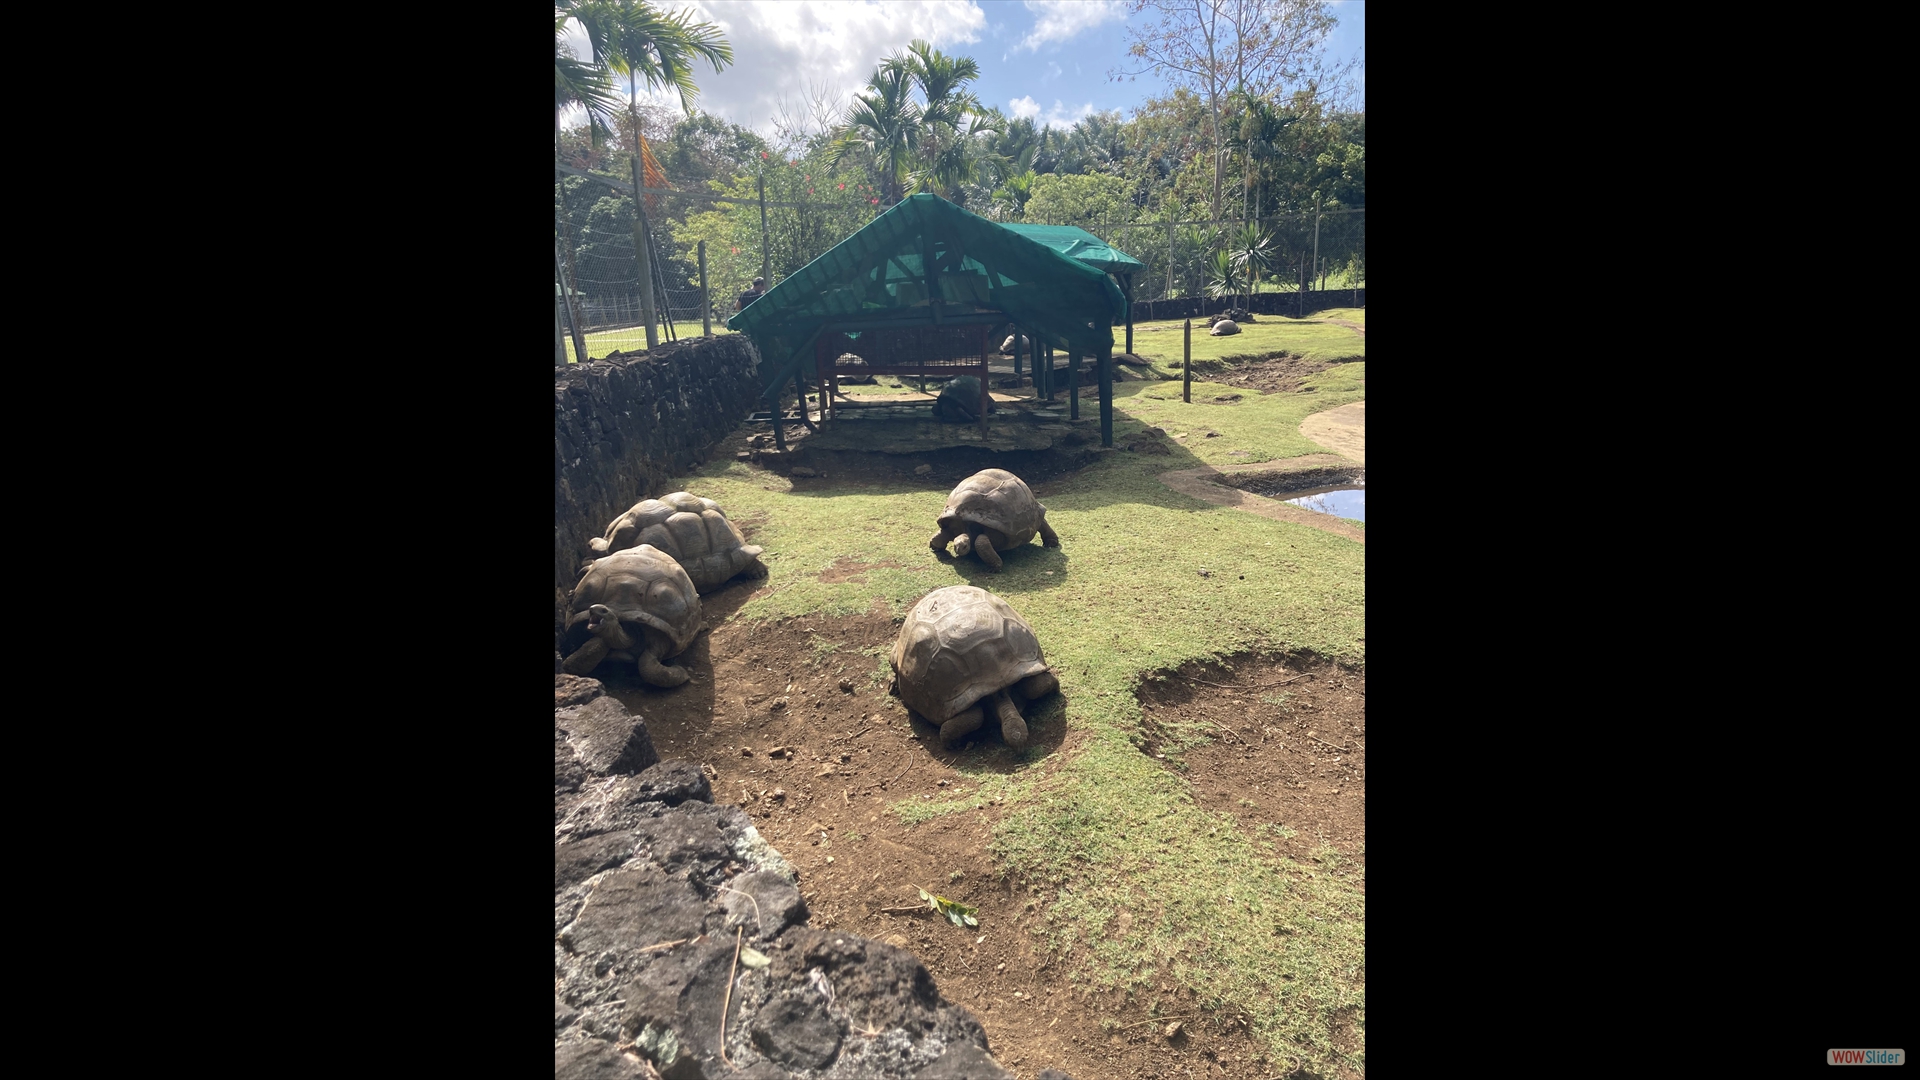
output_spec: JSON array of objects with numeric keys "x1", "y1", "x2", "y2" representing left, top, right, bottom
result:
[{"x1": 1088, "y1": 208, "x2": 1365, "y2": 303}]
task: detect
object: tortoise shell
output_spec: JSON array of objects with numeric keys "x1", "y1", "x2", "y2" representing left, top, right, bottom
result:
[
  {"x1": 891, "y1": 586, "x2": 1049, "y2": 724},
  {"x1": 588, "y1": 491, "x2": 764, "y2": 592},
  {"x1": 937, "y1": 469, "x2": 1048, "y2": 548},
  {"x1": 564, "y1": 545, "x2": 702, "y2": 659}
]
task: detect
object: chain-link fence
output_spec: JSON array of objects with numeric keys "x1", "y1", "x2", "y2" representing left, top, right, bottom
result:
[
  {"x1": 557, "y1": 162, "x2": 1364, "y2": 366},
  {"x1": 554, "y1": 166, "x2": 732, "y2": 364},
  {"x1": 1086, "y1": 207, "x2": 1365, "y2": 304}
]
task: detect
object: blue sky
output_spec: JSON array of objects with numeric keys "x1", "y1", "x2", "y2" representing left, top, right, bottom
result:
[{"x1": 560, "y1": 1, "x2": 1364, "y2": 140}]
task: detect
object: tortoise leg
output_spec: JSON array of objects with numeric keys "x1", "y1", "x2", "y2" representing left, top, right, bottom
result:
[
  {"x1": 1016, "y1": 671, "x2": 1058, "y2": 701},
  {"x1": 940, "y1": 704, "x2": 985, "y2": 748},
  {"x1": 560, "y1": 637, "x2": 609, "y2": 676},
  {"x1": 930, "y1": 527, "x2": 957, "y2": 554},
  {"x1": 952, "y1": 533, "x2": 974, "y2": 559},
  {"x1": 972, "y1": 532, "x2": 1003, "y2": 571},
  {"x1": 637, "y1": 646, "x2": 691, "y2": 688},
  {"x1": 1038, "y1": 518, "x2": 1060, "y2": 548},
  {"x1": 990, "y1": 688, "x2": 1028, "y2": 749}
]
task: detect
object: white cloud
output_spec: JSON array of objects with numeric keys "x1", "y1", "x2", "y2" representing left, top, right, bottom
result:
[
  {"x1": 1017, "y1": 0, "x2": 1126, "y2": 52},
  {"x1": 1007, "y1": 96, "x2": 1095, "y2": 130},
  {"x1": 635, "y1": 0, "x2": 990, "y2": 140}
]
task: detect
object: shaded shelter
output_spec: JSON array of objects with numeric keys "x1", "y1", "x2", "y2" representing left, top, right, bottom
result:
[
  {"x1": 998, "y1": 224, "x2": 1147, "y2": 354},
  {"x1": 727, "y1": 194, "x2": 1128, "y2": 448}
]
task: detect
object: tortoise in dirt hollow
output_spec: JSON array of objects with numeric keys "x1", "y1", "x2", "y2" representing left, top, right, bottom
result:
[
  {"x1": 891, "y1": 585, "x2": 1059, "y2": 750},
  {"x1": 561, "y1": 545, "x2": 702, "y2": 687},
  {"x1": 586, "y1": 491, "x2": 764, "y2": 592},
  {"x1": 931, "y1": 468, "x2": 1059, "y2": 571}
]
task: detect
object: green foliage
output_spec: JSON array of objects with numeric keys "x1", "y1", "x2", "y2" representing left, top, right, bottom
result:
[
  {"x1": 918, "y1": 888, "x2": 979, "y2": 928},
  {"x1": 1205, "y1": 249, "x2": 1241, "y2": 299},
  {"x1": 1022, "y1": 172, "x2": 1135, "y2": 229}
]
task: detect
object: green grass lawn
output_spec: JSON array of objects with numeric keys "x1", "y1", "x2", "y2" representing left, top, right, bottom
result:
[
  {"x1": 1128, "y1": 312, "x2": 1367, "y2": 372},
  {"x1": 648, "y1": 349, "x2": 1367, "y2": 1074}
]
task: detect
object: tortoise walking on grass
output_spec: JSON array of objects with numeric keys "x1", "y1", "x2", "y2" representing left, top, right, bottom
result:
[
  {"x1": 561, "y1": 545, "x2": 702, "y2": 687},
  {"x1": 587, "y1": 491, "x2": 764, "y2": 592},
  {"x1": 891, "y1": 586, "x2": 1058, "y2": 750},
  {"x1": 931, "y1": 468, "x2": 1059, "y2": 571}
]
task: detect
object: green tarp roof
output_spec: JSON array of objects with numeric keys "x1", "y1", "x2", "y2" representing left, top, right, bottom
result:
[
  {"x1": 998, "y1": 224, "x2": 1146, "y2": 277},
  {"x1": 726, "y1": 194, "x2": 1126, "y2": 369}
]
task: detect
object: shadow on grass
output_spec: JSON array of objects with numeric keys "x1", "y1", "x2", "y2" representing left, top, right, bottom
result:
[{"x1": 930, "y1": 543, "x2": 1072, "y2": 590}]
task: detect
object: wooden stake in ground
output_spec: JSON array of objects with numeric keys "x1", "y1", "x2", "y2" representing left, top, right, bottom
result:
[
  {"x1": 1183, "y1": 319, "x2": 1192, "y2": 402},
  {"x1": 698, "y1": 240, "x2": 712, "y2": 337}
]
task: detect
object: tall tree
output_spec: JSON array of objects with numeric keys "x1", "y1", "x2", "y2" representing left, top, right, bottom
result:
[
  {"x1": 565, "y1": 2, "x2": 732, "y2": 197},
  {"x1": 1224, "y1": 90, "x2": 1297, "y2": 222},
  {"x1": 829, "y1": 54, "x2": 920, "y2": 205},
  {"x1": 903, "y1": 40, "x2": 1000, "y2": 200},
  {"x1": 831, "y1": 41, "x2": 1001, "y2": 206},
  {"x1": 555, "y1": 4, "x2": 622, "y2": 145},
  {"x1": 1113, "y1": 0, "x2": 1351, "y2": 219}
]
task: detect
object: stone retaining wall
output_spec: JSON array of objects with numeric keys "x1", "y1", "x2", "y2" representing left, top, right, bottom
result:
[{"x1": 556, "y1": 335, "x2": 764, "y2": 650}]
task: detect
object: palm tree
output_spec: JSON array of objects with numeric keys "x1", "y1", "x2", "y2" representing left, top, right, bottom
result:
[
  {"x1": 1230, "y1": 221, "x2": 1273, "y2": 313},
  {"x1": 555, "y1": 4, "x2": 623, "y2": 144},
  {"x1": 830, "y1": 54, "x2": 920, "y2": 205},
  {"x1": 1206, "y1": 249, "x2": 1242, "y2": 308},
  {"x1": 993, "y1": 169, "x2": 1038, "y2": 219},
  {"x1": 601, "y1": 2, "x2": 731, "y2": 116},
  {"x1": 596, "y1": 0, "x2": 732, "y2": 224},
  {"x1": 1225, "y1": 90, "x2": 1297, "y2": 223},
  {"x1": 904, "y1": 40, "x2": 997, "y2": 199}
]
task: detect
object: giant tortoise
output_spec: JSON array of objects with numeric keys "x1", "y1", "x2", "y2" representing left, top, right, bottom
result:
[
  {"x1": 931, "y1": 376, "x2": 996, "y2": 424},
  {"x1": 930, "y1": 468, "x2": 1059, "y2": 571},
  {"x1": 890, "y1": 585, "x2": 1058, "y2": 750},
  {"x1": 587, "y1": 491, "x2": 764, "y2": 592},
  {"x1": 561, "y1": 545, "x2": 702, "y2": 687}
]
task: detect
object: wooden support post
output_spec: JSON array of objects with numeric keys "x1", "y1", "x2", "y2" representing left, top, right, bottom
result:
[
  {"x1": 795, "y1": 370, "x2": 818, "y2": 433},
  {"x1": 1183, "y1": 319, "x2": 1192, "y2": 403},
  {"x1": 772, "y1": 389, "x2": 786, "y2": 451},
  {"x1": 1068, "y1": 350, "x2": 1080, "y2": 421},
  {"x1": 698, "y1": 240, "x2": 711, "y2": 337},
  {"x1": 1098, "y1": 345, "x2": 1114, "y2": 448},
  {"x1": 978, "y1": 353, "x2": 989, "y2": 437},
  {"x1": 1013, "y1": 327, "x2": 1022, "y2": 381},
  {"x1": 1124, "y1": 274, "x2": 1134, "y2": 356}
]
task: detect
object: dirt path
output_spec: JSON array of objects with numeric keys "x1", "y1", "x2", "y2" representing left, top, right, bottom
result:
[
  {"x1": 1154, "y1": 399, "x2": 1366, "y2": 541},
  {"x1": 1299, "y1": 400, "x2": 1365, "y2": 463},
  {"x1": 1326, "y1": 319, "x2": 1365, "y2": 336}
]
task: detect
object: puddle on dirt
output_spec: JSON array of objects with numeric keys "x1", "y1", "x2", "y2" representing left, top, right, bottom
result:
[
  {"x1": 1218, "y1": 467, "x2": 1365, "y2": 522},
  {"x1": 1278, "y1": 485, "x2": 1364, "y2": 522}
]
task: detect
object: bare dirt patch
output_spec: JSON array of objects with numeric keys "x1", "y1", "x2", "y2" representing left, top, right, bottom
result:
[
  {"x1": 1218, "y1": 465, "x2": 1364, "y2": 499},
  {"x1": 1191, "y1": 354, "x2": 1346, "y2": 395},
  {"x1": 1136, "y1": 652, "x2": 1366, "y2": 874},
  {"x1": 586, "y1": 588, "x2": 1345, "y2": 1080},
  {"x1": 1298, "y1": 401, "x2": 1365, "y2": 464}
]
